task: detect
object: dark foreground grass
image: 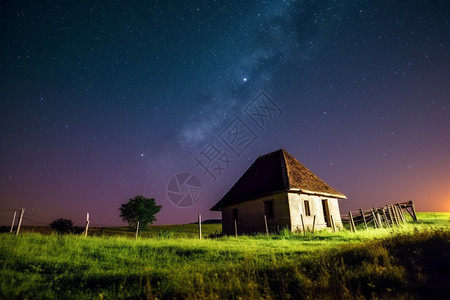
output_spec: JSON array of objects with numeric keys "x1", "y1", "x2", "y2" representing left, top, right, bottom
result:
[{"x1": 1, "y1": 213, "x2": 449, "y2": 299}]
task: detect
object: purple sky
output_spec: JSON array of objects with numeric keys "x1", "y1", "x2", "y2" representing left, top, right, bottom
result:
[{"x1": 1, "y1": 1, "x2": 449, "y2": 226}]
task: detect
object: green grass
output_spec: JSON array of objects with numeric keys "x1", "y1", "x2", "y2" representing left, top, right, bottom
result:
[
  {"x1": 14, "y1": 223, "x2": 223, "y2": 239},
  {"x1": 1, "y1": 212, "x2": 449, "y2": 299},
  {"x1": 88, "y1": 223, "x2": 223, "y2": 239}
]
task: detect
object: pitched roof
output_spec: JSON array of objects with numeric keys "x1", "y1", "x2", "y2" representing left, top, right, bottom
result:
[{"x1": 211, "y1": 149, "x2": 346, "y2": 211}]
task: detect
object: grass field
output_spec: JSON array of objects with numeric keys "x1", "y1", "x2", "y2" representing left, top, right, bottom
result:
[
  {"x1": 10, "y1": 223, "x2": 223, "y2": 239},
  {"x1": 1, "y1": 212, "x2": 449, "y2": 299}
]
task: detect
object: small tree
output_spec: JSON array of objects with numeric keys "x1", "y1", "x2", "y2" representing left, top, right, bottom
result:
[
  {"x1": 119, "y1": 195, "x2": 162, "y2": 236},
  {"x1": 50, "y1": 218, "x2": 73, "y2": 234}
]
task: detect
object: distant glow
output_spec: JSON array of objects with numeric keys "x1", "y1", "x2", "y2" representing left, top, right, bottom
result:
[
  {"x1": 243, "y1": 77, "x2": 247, "y2": 82},
  {"x1": 444, "y1": 195, "x2": 450, "y2": 212}
]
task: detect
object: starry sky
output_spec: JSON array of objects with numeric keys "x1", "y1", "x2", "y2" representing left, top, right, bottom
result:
[{"x1": 1, "y1": 1, "x2": 449, "y2": 227}]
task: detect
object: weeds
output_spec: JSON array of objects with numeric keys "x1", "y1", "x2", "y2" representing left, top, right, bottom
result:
[{"x1": 0, "y1": 213, "x2": 449, "y2": 299}]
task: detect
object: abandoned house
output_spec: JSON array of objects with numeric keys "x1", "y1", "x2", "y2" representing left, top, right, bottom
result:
[{"x1": 211, "y1": 149, "x2": 347, "y2": 234}]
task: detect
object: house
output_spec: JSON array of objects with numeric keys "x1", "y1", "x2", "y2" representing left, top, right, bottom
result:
[{"x1": 211, "y1": 149, "x2": 347, "y2": 234}]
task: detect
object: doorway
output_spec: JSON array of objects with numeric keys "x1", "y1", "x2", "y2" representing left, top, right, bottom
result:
[{"x1": 322, "y1": 199, "x2": 331, "y2": 227}]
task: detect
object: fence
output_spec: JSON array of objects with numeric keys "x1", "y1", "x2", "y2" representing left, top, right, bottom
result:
[
  {"x1": 341, "y1": 201, "x2": 418, "y2": 232},
  {"x1": 2, "y1": 201, "x2": 419, "y2": 237}
]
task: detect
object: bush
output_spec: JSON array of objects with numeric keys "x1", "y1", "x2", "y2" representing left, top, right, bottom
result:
[
  {"x1": 50, "y1": 218, "x2": 73, "y2": 234},
  {"x1": 156, "y1": 230, "x2": 174, "y2": 239}
]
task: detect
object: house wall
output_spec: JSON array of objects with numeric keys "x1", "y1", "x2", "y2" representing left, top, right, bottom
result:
[
  {"x1": 221, "y1": 192, "x2": 290, "y2": 234},
  {"x1": 287, "y1": 193, "x2": 343, "y2": 232},
  {"x1": 221, "y1": 192, "x2": 344, "y2": 234}
]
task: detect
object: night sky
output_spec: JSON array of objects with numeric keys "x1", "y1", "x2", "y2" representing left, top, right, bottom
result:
[{"x1": 1, "y1": 1, "x2": 449, "y2": 227}]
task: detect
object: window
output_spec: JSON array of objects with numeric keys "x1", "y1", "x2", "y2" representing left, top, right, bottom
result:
[
  {"x1": 264, "y1": 200, "x2": 274, "y2": 219},
  {"x1": 304, "y1": 200, "x2": 311, "y2": 216}
]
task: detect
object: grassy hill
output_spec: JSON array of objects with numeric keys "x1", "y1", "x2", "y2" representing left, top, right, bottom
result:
[{"x1": 1, "y1": 212, "x2": 449, "y2": 299}]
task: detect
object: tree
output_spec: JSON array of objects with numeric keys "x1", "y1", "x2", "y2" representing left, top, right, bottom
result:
[
  {"x1": 119, "y1": 195, "x2": 162, "y2": 231},
  {"x1": 50, "y1": 218, "x2": 73, "y2": 234}
]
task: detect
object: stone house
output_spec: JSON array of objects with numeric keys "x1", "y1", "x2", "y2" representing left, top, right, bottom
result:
[{"x1": 211, "y1": 149, "x2": 346, "y2": 234}]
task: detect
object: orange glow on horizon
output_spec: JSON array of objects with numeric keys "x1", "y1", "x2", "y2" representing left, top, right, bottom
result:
[{"x1": 436, "y1": 193, "x2": 450, "y2": 212}]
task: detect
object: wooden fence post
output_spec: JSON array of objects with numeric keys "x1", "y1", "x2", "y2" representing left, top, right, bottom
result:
[
  {"x1": 16, "y1": 208, "x2": 24, "y2": 235},
  {"x1": 300, "y1": 214, "x2": 306, "y2": 235},
  {"x1": 348, "y1": 212, "x2": 352, "y2": 232},
  {"x1": 381, "y1": 208, "x2": 389, "y2": 228},
  {"x1": 387, "y1": 205, "x2": 394, "y2": 226},
  {"x1": 398, "y1": 204, "x2": 406, "y2": 223},
  {"x1": 330, "y1": 215, "x2": 336, "y2": 233},
  {"x1": 10, "y1": 210, "x2": 17, "y2": 233},
  {"x1": 409, "y1": 201, "x2": 418, "y2": 221},
  {"x1": 234, "y1": 219, "x2": 238, "y2": 238},
  {"x1": 371, "y1": 209, "x2": 378, "y2": 228},
  {"x1": 395, "y1": 205, "x2": 402, "y2": 223},
  {"x1": 349, "y1": 212, "x2": 356, "y2": 232},
  {"x1": 360, "y1": 209, "x2": 367, "y2": 229},
  {"x1": 398, "y1": 205, "x2": 405, "y2": 223},
  {"x1": 312, "y1": 215, "x2": 316, "y2": 233},
  {"x1": 135, "y1": 221, "x2": 140, "y2": 240},
  {"x1": 387, "y1": 205, "x2": 396, "y2": 226},
  {"x1": 351, "y1": 212, "x2": 357, "y2": 232},
  {"x1": 371, "y1": 208, "x2": 378, "y2": 228},
  {"x1": 84, "y1": 212, "x2": 90, "y2": 238},
  {"x1": 198, "y1": 214, "x2": 202, "y2": 240},
  {"x1": 392, "y1": 205, "x2": 400, "y2": 226},
  {"x1": 376, "y1": 209, "x2": 382, "y2": 228},
  {"x1": 391, "y1": 204, "x2": 400, "y2": 226},
  {"x1": 264, "y1": 215, "x2": 269, "y2": 236},
  {"x1": 378, "y1": 210, "x2": 384, "y2": 228}
]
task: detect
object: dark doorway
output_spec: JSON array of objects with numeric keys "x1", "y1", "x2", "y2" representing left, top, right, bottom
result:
[{"x1": 322, "y1": 199, "x2": 331, "y2": 227}]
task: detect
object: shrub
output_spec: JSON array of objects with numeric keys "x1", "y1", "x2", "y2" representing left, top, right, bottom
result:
[{"x1": 50, "y1": 218, "x2": 73, "y2": 234}]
